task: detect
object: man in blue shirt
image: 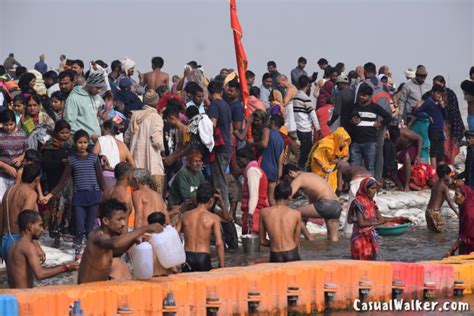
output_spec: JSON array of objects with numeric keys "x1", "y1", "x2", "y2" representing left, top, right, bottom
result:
[{"x1": 34, "y1": 54, "x2": 47, "y2": 75}]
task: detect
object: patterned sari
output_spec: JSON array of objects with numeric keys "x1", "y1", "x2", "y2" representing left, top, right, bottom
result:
[{"x1": 348, "y1": 178, "x2": 380, "y2": 260}]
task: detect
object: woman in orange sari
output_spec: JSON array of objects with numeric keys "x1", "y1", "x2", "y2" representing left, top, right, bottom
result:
[{"x1": 308, "y1": 127, "x2": 351, "y2": 191}]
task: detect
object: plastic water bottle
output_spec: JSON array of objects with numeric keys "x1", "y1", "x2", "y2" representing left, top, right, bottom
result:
[
  {"x1": 69, "y1": 301, "x2": 84, "y2": 316},
  {"x1": 131, "y1": 242, "x2": 154, "y2": 280},
  {"x1": 150, "y1": 226, "x2": 186, "y2": 269}
]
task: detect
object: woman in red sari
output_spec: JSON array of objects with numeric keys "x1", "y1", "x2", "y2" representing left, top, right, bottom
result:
[{"x1": 348, "y1": 178, "x2": 408, "y2": 260}]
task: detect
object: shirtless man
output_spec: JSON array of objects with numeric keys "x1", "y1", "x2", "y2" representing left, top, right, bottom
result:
[
  {"x1": 103, "y1": 162, "x2": 133, "y2": 230},
  {"x1": 144, "y1": 57, "x2": 169, "y2": 91},
  {"x1": 260, "y1": 181, "x2": 302, "y2": 262},
  {"x1": 78, "y1": 198, "x2": 163, "y2": 284},
  {"x1": 426, "y1": 164, "x2": 458, "y2": 233},
  {"x1": 0, "y1": 163, "x2": 43, "y2": 261},
  {"x1": 388, "y1": 126, "x2": 422, "y2": 191},
  {"x1": 176, "y1": 183, "x2": 224, "y2": 272},
  {"x1": 130, "y1": 168, "x2": 168, "y2": 229},
  {"x1": 277, "y1": 75, "x2": 299, "y2": 160},
  {"x1": 7, "y1": 210, "x2": 78, "y2": 288},
  {"x1": 283, "y1": 163, "x2": 342, "y2": 241}
]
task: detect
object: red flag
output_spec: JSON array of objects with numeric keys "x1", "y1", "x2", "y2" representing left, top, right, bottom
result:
[{"x1": 230, "y1": 0, "x2": 250, "y2": 117}]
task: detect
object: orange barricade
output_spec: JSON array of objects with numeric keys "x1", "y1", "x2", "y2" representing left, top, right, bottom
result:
[
  {"x1": 418, "y1": 263, "x2": 455, "y2": 298},
  {"x1": 389, "y1": 262, "x2": 425, "y2": 299}
]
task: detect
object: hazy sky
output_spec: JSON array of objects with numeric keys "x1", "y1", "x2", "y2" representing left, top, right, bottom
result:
[{"x1": 1, "y1": 0, "x2": 473, "y2": 113}]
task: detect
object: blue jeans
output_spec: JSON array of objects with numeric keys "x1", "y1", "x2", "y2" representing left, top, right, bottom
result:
[
  {"x1": 350, "y1": 142, "x2": 377, "y2": 176},
  {"x1": 74, "y1": 204, "x2": 99, "y2": 247},
  {"x1": 468, "y1": 115, "x2": 474, "y2": 130}
]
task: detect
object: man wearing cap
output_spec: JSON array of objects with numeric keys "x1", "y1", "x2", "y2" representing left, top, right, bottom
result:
[
  {"x1": 119, "y1": 57, "x2": 144, "y2": 96},
  {"x1": 348, "y1": 83, "x2": 392, "y2": 176},
  {"x1": 64, "y1": 69, "x2": 107, "y2": 139},
  {"x1": 328, "y1": 74, "x2": 355, "y2": 131},
  {"x1": 399, "y1": 65, "x2": 431, "y2": 124},
  {"x1": 124, "y1": 90, "x2": 165, "y2": 194}
]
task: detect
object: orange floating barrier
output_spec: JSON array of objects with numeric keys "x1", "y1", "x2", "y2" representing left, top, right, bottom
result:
[{"x1": 389, "y1": 262, "x2": 425, "y2": 299}]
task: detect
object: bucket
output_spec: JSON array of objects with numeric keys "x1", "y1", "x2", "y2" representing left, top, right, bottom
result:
[{"x1": 242, "y1": 234, "x2": 260, "y2": 254}]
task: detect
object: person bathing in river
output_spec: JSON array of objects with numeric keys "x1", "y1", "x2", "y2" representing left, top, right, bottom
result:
[
  {"x1": 446, "y1": 184, "x2": 474, "y2": 256},
  {"x1": 348, "y1": 178, "x2": 410, "y2": 260},
  {"x1": 260, "y1": 181, "x2": 302, "y2": 262},
  {"x1": 426, "y1": 164, "x2": 458, "y2": 233}
]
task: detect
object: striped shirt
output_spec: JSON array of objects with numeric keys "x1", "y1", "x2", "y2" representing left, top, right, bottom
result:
[
  {"x1": 68, "y1": 153, "x2": 100, "y2": 192},
  {"x1": 293, "y1": 91, "x2": 320, "y2": 133},
  {"x1": 349, "y1": 103, "x2": 392, "y2": 143},
  {"x1": 0, "y1": 129, "x2": 28, "y2": 179}
]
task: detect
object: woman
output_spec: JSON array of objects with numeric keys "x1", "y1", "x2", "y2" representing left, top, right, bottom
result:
[
  {"x1": 21, "y1": 94, "x2": 55, "y2": 136},
  {"x1": 50, "y1": 91, "x2": 66, "y2": 121},
  {"x1": 93, "y1": 120, "x2": 136, "y2": 189},
  {"x1": 41, "y1": 120, "x2": 73, "y2": 247},
  {"x1": 433, "y1": 75, "x2": 465, "y2": 164},
  {"x1": 308, "y1": 127, "x2": 351, "y2": 191},
  {"x1": 18, "y1": 72, "x2": 37, "y2": 96},
  {"x1": 447, "y1": 185, "x2": 474, "y2": 256},
  {"x1": 348, "y1": 178, "x2": 408, "y2": 260},
  {"x1": 250, "y1": 109, "x2": 270, "y2": 158}
]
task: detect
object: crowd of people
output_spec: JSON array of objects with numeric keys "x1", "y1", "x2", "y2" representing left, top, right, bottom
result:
[{"x1": 1, "y1": 53, "x2": 474, "y2": 289}]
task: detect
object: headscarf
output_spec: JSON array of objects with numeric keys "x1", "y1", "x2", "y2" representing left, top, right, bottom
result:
[
  {"x1": 458, "y1": 185, "x2": 474, "y2": 239},
  {"x1": 306, "y1": 127, "x2": 351, "y2": 170},
  {"x1": 268, "y1": 90, "x2": 283, "y2": 116},
  {"x1": 331, "y1": 127, "x2": 351, "y2": 157},
  {"x1": 121, "y1": 57, "x2": 136, "y2": 75},
  {"x1": 348, "y1": 177, "x2": 378, "y2": 225}
]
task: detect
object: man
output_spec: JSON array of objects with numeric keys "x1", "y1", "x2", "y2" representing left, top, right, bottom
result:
[
  {"x1": 260, "y1": 73, "x2": 273, "y2": 110},
  {"x1": 387, "y1": 126, "x2": 422, "y2": 191},
  {"x1": 277, "y1": 74, "x2": 299, "y2": 160},
  {"x1": 328, "y1": 74, "x2": 355, "y2": 131},
  {"x1": 43, "y1": 70, "x2": 60, "y2": 97},
  {"x1": 7, "y1": 210, "x2": 78, "y2": 288},
  {"x1": 227, "y1": 79, "x2": 246, "y2": 146},
  {"x1": 293, "y1": 75, "x2": 321, "y2": 169},
  {"x1": 57, "y1": 54, "x2": 66, "y2": 72},
  {"x1": 144, "y1": 57, "x2": 169, "y2": 91},
  {"x1": 1, "y1": 163, "x2": 43, "y2": 261},
  {"x1": 291, "y1": 57, "x2": 307, "y2": 87},
  {"x1": 348, "y1": 83, "x2": 392, "y2": 176},
  {"x1": 237, "y1": 147, "x2": 269, "y2": 234},
  {"x1": 64, "y1": 69, "x2": 106, "y2": 138},
  {"x1": 103, "y1": 162, "x2": 134, "y2": 230},
  {"x1": 185, "y1": 82, "x2": 205, "y2": 114},
  {"x1": 78, "y1": 198, "x2": 163, "y2": 283},
  {"x1": 260, "y1": 181, "x2": 302, "y2": 262},
  {"x1": 207, "y1": 80, "x2": 232, "y2": 212},
  {"x1": 176, "y1": 183, "x2": 224, "y2": 272},
  {"x1": 130, "y1": 168, "x2": 168, "y2": 229},
  {"x1": 283, "y1": 163, "x2": 342, "y2": 241},
  {"x1": 125, "y1": 90, "x2": 165, "y2": 193},
  {"x1": 267, "y1": 61, "x2": 281, "y2": 90},
  {"x1": 317, "y1": 58, "x2": 329, "y2": 71},
  {"x1": 58, "y1": 70, "x2": 75, "y2": 97},
  {"x1": 317, "y1": 67, "x2": 339, "y2": 108},
  {"x1": 168, "y1": 151, "x2": 206, "y2": 208},
  {"x1": 3, "y1": 53, "x2": 21, "y2": 72},
  {"x1": 34, "y1": 54, "x2": 48, "y2": 75},
  {"x1": 71, "y1": 59, "x2": 85, "y2": 85},
  {"x1": 119, "y1": 57, "x2": 144, "y2": 95},
  {"x1": 399, "y1": 65, "x2": 431, "y2": 123},
  {"x1": 413, "y1": 84, "x2": 447, "y2": 168}
]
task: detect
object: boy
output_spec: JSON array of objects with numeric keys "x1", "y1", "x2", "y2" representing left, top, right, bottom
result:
[
  {"x1": 147, "y1": 212, "x2": 177, "y2": 276},
  {"x1": 426, "y1": 164, "x2": 458, "y2": 233},
  {"x1": 103, "y1": 162, "x2": 133, "y2": 231},
  {"x1": 7, "y1": 210, "x2": 78, "y2": 288},
  {"x1": 78, "y1": 198, "x2": 163, "y2": 284}
]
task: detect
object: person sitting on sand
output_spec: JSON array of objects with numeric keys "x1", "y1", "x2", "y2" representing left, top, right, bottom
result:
[
  {"x1": 426, "y1": 164, "x2": 458, "y2": 233},
  {"x1": 348, "y1": 178, "x2": 409, "y2": 260},
  {"x1": 176, "y1": 183, "x2": 224, "y2": 272},
  {"x1": 77, "y1": 198, "x2": 163, "y2": 284},
  {"x1": 7, "y1": 210, "x2": 78, "y2": 289},
  {"x1": 260, "y1": 181, "x2": 302, "y2": 263},
  {"x1": 131, "y1": 168, "x2": 168, "y2": 229},
  {"x1": 282, "y1": 163, "x2": 342, "y2": 241},
  {"x1": 446, "y1": 184, "x2": 474, "y2": 256}
]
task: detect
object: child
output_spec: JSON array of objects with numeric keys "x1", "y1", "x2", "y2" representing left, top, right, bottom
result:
[
  {"x1": 44, "y1": 129, "x2": 105, "y2": 258},
  {"x1": 11, "y1": 95, "x2": 26, "y2": 125},
  {"x1": 348, "y1": 178, "x2": 409, "y2": 260},
  {"x1": 458, "y1": 130, "x2": 474, "y2": 188},
  {"x1": 41, "y1": 120, "x2": 72, "y2": 247},
  {"x1": 146, "y1": 212, "x2": 178, "y2": 276},
  {"x1": 446, "y1": 185, "x2": 474, "y2": 256},
  {"x1": 50, "y1": 91, "x2": 66, "y2": 121},
  {"x1": 425, "y1": 164, "x2": 458, "y2": 233}
]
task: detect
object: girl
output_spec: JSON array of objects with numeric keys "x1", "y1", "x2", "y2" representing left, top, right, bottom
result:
[
  {"x1": 21, "y1": 94, "x2": 55, "y2": 135},
  {"x1": 18, "y1": 72, "x2": 37, "y2": 96},
  {"x1": 0, "y1": 109, "x2": 28, "y2": 200},
  {"x1": 41, "y1": 120, "x2": 73, "y2": 248},
  {"x1": 348, "y1": 178, "x2": 409, "y2": 260},
  {"x1": 50, "y1": 91, "x2": 66, "y2": 121},
  {"x1": 11, "y1": 95, "x2": 26, "y2": 125},
  {"x1": 44, "y1": 129, "x2": 104, "y2": 258}
]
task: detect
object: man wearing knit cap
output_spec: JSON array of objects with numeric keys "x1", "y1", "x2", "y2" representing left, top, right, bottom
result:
[
  {"x1": 124, "y1": 90, "x2": 165, "y2": 194},
  {"x1": 64, "y1": 67, "x2": 108, "y2": 139},
  {"x1": 119, "y1": 57, "x2": 145, "y2": 96},
  {"x1": 398, "y1": 65, "x2": 431, "y2": 123}
]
